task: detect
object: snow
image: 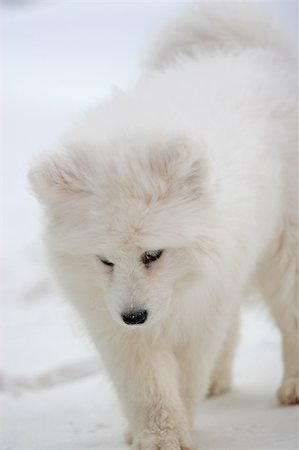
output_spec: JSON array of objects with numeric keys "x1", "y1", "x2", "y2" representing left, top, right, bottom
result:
[{"x1": 1, "y1": 2, "x2": 298, "y2": 449}]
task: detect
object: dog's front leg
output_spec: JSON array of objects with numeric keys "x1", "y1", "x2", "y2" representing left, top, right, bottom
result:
[{"x1": 106, "y1": 340, "x2": 194, "y2": 450}]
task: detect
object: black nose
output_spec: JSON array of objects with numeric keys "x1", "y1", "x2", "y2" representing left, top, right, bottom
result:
[{"x1": 121, "y1": 309, "x2": 148, "y2": 325}]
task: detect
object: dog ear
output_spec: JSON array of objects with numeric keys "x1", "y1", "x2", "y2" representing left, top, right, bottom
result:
[
  {"x1": 139, "y1": 136, "x2": 212, "y2": 249},
  {"x1": 28, "y1": 147, "x2": 95, "y2": 207},
  {"x1": 150, "y1": 134, "x2": 207, "y2": 198}
]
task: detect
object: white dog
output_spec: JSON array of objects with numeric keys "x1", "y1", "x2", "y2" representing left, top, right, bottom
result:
[{"x1": 29, "y1": 3, "x2": 297, "y2": 449}]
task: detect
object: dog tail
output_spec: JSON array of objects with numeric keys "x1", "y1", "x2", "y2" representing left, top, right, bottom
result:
[{"x1": 146, "y1": 2, "x2": 296, "y2": 70}]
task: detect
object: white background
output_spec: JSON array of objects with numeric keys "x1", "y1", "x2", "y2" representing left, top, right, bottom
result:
[{"x1": 1, "y1": 1, "x2": 298, "y2": 449}]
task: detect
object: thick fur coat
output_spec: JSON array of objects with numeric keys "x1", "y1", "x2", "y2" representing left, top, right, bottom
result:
[{"x1": 29, "y1": 3, "x2": 298, "y2": 449}]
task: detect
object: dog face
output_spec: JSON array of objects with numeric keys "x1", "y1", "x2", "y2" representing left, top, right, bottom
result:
[
  {"x1": 29, "y1": 134, "x2": 213, "y2": 327},
  {"x1": 94, "y1": 246, "x2": 180, "y2": 327}
]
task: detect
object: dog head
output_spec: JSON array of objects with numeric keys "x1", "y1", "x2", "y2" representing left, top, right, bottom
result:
[{"x1": 29, "y1": 133, "x2": 214, "y2": 327}]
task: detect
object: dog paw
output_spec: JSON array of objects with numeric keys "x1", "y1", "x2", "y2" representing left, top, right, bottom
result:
[
  {"x1": 208, "y1": 375, "x2": 231, "y2": 397},
  {"x1": 278, "y1": 377, "x2": 299, "y2": 405},
  {"x1": 131, "y1": 430, "x2": 193, "y2": 450}
]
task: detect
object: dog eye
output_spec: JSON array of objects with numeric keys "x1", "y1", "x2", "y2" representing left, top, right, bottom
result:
[
  {"x1": 98, "y1": 257, "x2": 114, "y2": 268},
  {"x1": 142, "y1": 249, "x2": 164, "y2": 266}
]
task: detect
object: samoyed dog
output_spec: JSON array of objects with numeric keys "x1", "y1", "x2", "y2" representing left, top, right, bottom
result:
[{"x1": 29, "y1": 3, "x2": 297, "y2": 449}]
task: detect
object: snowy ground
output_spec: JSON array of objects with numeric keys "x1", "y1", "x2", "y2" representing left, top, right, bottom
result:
[{"x1": 1, "y1": 2, "x2": 298, "y2": 449}]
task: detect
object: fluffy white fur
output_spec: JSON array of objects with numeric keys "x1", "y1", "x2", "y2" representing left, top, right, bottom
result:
[{"x1": 29, "y1": 3, "x2": 298, "y2": 449}]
